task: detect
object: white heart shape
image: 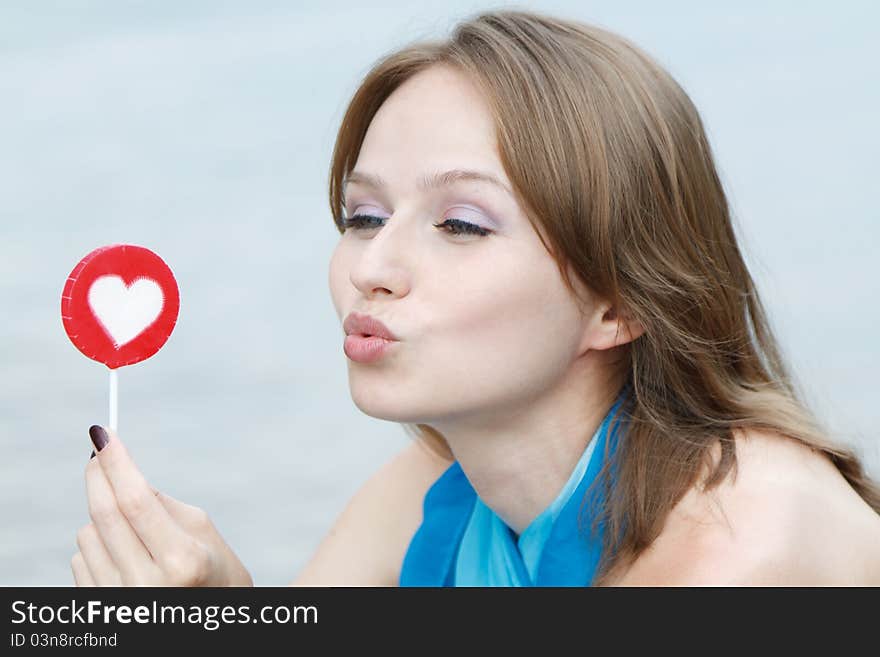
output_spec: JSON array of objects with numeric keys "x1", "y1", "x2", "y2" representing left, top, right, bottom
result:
[{"x1": 87, "y1": 275, "x2": 165, "y2": 347}]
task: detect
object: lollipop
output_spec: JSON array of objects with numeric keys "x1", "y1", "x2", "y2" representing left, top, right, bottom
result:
[{"x1": 61, "y1": 244, "x2": 180, "y2": 431}]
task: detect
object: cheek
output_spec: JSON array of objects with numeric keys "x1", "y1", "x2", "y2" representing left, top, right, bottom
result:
[
  {"x1": 327, "y1": 242, "x2": 350, "y2": 319},
  {"x1": 421, "y1": 255, "x2": 582, "y2": 383}
]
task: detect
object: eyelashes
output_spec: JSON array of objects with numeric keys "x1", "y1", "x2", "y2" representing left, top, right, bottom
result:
[{"x1": 342, "y1": 213, "x2": 491, "y2": 237}]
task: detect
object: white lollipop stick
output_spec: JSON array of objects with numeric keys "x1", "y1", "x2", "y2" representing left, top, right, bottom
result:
[{"x1": 109, "y1": 369, "x2": 118, "y2": 433}]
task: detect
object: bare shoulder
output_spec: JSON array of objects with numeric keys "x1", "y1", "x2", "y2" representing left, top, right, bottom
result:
[
  {"x1": 613, "y1": 429, "x2": 880, "y2": 585},
  {"x1": 290, "y1": 438, "x2": 454, "y2": 586}
]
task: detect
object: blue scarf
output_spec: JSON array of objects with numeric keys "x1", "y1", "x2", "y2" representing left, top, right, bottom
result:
[{"x1": 400, "y1": 386, "x2": 630, "y2": 586}]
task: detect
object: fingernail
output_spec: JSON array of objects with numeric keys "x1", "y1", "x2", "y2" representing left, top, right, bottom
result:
[{"x1": 89, "y1": 425, "x2": 109, "y2": 452}]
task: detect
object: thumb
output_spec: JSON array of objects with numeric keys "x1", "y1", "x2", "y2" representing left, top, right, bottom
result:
[{"x1": 151, "y1": 489, "x2": 210, "y2": 527}]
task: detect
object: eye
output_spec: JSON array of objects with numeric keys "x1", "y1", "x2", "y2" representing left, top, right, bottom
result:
[
  {"x1": 342, "y1": 213, "x2": 386, "y2": 231},
  {"x1": 342, "y1": 214, "x2": 492, "y2": 237},
  {"x1": 431, "y1": 218, "x2": 491, "y2": 237}
]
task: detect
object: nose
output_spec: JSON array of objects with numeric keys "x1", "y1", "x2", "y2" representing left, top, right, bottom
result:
[{"x1": 348, "y1": 212, "x2": 412, "y2": 300}]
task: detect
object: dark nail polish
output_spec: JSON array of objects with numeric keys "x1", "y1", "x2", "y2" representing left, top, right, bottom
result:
[{"x1": 89, "y1": 425, "x2": 109, "y2": 452}]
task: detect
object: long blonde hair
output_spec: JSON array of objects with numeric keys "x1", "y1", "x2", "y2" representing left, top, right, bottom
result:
[{"x1": 327, "y1": 9, "x2": 880, "y2": 584}]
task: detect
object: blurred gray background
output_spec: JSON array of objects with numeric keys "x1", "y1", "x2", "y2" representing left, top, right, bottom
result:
[{"x1": 1, "y1": 0, "x2": 878, "y2": 585}]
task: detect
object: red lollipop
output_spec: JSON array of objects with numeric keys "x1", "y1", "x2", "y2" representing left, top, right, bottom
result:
[{"x1": 61, "y1": 244, "x2": 180, "y2": 430}]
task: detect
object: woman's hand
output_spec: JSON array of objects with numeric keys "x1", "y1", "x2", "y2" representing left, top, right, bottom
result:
[{"x1": 71, "y1": 425, "x2": 253, "y2": 587}]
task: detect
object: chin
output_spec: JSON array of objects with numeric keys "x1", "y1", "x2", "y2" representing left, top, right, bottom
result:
[
  {"x1": 349, "y1": 383, "x2": 421, "y2": 423},
  {"x1": 349, "y1": 384, "x2": 488, "y2": 428}
]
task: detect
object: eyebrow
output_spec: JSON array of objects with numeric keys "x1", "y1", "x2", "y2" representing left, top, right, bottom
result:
[{"x1": 343, "y1": 168, "x2": 513, "y2": 197}]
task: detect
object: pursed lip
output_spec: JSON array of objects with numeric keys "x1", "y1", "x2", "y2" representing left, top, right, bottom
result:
[{"x1": 343, "y1": 311, "x2": 399, "y2": 341}]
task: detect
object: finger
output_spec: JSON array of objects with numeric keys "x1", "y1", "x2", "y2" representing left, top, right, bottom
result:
[
  {"x1": 89, "y1": 426, "x2": 196, "y2": 569},
  {"x1": 76, "y1": 523, "x2": 122, "y2": 586},
  {"x1": 71, "y1": 552, "x2": 95, "y2": 587},
  {"x1": 85, "y1": 455, "x2": 154, "y2": 578}
]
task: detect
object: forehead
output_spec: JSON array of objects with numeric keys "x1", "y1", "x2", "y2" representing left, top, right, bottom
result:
[{"x1": 355, "y1": 65, "x2": 502, "y2": 174}]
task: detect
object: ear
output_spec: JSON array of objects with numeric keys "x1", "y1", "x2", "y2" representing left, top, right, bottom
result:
[{"x1": 579, "y1": 302, "x2": 645, "y2": 353}]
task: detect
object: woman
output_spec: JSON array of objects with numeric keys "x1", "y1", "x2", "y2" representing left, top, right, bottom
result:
[{"x1": 71, "y1": 9, "x2": 880, "y2": 587}]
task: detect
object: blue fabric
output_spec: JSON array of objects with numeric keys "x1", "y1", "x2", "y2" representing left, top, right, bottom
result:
[{"x1": 400, "y1": 386, "x2": 630, "y2": 587}]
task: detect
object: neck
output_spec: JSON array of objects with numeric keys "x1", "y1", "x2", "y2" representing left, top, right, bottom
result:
[{"x1": 427, "y1": 351, "x2": 627, "y2": 535}]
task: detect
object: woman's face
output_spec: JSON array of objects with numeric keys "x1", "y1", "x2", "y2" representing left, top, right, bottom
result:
[{"x1": 328, "y1": 65, "x2": 599, "y2": 428}]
